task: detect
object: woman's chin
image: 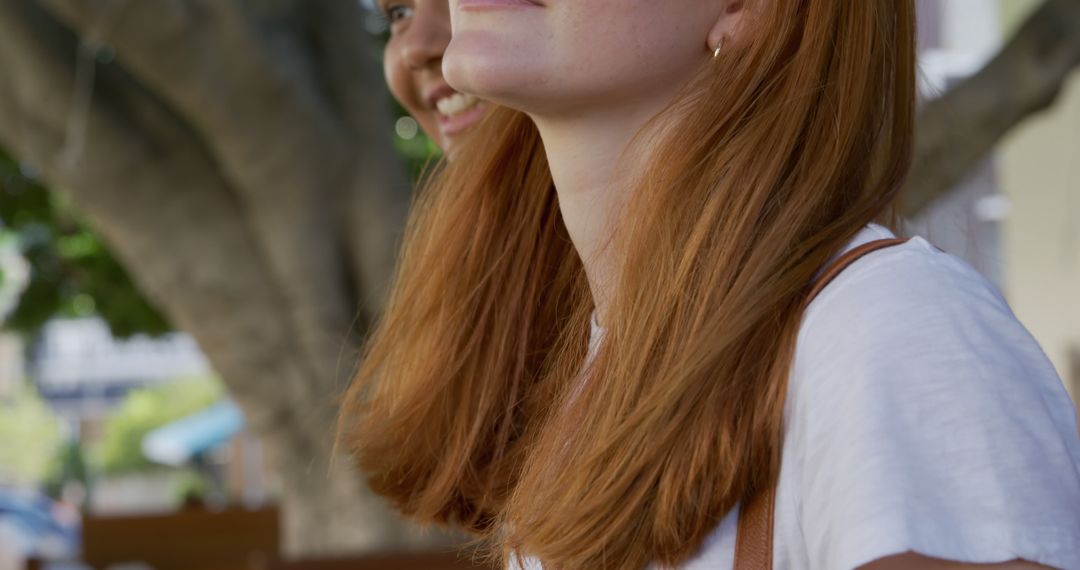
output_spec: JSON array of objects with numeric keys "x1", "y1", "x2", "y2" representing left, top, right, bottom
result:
[{"x1": 444, "y1": 44, "x2": 542, "y2": 108}]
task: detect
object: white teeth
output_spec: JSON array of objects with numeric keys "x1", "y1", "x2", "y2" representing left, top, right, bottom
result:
[{"x1": 436, "y1": 92, "x2": 479, "y2": 118}]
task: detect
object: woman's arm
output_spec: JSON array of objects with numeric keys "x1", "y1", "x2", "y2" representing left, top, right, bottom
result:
[{"x1": 860, "y1": 552, "x2": 1057, "y2": 569}]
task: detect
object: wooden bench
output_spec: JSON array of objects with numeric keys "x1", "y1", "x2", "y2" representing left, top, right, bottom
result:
[
  {"x1": 250, "y1": 550, "x2": 497, "y2": 570},
  {"x1": 26, "y1": 505, "x2": 496, "y2": 570},
  {"x1": 77, "y1": 505, "x2": 279, "y2": 570}
]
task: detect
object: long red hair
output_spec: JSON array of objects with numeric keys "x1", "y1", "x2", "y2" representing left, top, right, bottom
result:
[{"x1": 338, "y1": 1, "x2": 916, "y2": 568}]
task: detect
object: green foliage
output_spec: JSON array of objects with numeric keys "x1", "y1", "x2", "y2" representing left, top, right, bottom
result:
[
  {"x1": 0, "y1": 150, "x2": 171, "y2": 338},
  {"x1": 172, "y1": 468, "x2": 212, "y2": 504},
  {"x1": 94, "y1": 375, "x2": 225, "y2": 476},
  {"x1": 42, "y1": 439, "x2": 89, "y2": 502},
  {"x1": 0, "y1": 382, "x2": 63, "y2": 486}
]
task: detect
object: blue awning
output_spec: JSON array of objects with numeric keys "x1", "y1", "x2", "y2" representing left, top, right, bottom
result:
[{"x1": 141, "y1": 400, "x2": 245, "y2": 466}]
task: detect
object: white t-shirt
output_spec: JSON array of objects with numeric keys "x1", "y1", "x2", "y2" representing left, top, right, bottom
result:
[{"x1": 513, "y1": 223, "x2": 1080, "y2": 569}]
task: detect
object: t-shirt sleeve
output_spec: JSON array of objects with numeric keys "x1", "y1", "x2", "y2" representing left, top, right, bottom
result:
[{"x1": 790, "y1": 244, "x2": 1080, "y2": 570}]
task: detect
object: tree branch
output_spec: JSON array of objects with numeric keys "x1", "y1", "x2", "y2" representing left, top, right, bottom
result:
[
  {"x1": 39, "y1": 0, "x2": 367, "y2": 397},
  {"x1": 907, "y1": 0, "x2": 1080, "y2": 216},
  {"x1": 0, "y1": 0, "x2": 326, "y2": 444}
]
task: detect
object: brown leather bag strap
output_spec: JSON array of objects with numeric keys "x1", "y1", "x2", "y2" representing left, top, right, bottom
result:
[
  {"x1": 804, "y1": 237, "x2": 911, "y2": 307},
  {"x1": 732, "y1": 236, "x2": 911, "y2": 570},
  {"x1": 733, "y1": 483, "x2": 776, "y2": 570}
]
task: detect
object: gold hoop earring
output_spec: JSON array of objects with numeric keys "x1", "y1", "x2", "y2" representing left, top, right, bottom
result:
[{"x1": 713, "y1": 38, "x2": 725, "y2": 59}]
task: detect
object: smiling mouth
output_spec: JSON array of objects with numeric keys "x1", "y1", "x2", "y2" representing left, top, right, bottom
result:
[
  {"x1": 458, "y1": 0, "x2": 544, "y2": 9},
  {"x1": 436, "y1": 92, "x2": 481, "y2": 118}
]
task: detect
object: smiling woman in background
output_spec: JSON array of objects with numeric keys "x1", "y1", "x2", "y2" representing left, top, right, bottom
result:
[
  {"x1": 343, "y1": 1, "x2": 1080, "y2": 569},
  {"x1": 378, "y1": 0, "x2": 488, "y2": 150}
]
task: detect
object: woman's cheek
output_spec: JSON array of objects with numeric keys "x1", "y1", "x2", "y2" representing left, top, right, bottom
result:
[
  {"x1": 384, "y1": 50, "x2": 409, "y2": 111},
  {"x1": 382, "y1": 39, "x2": 442, "y2": 147}
]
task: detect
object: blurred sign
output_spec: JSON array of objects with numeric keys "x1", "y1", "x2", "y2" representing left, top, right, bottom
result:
[
  {"x1": 29, "y1": 318, "x2": 210, "y2": 420},
  {"x1": 142, "y1": 400, "x2": 245, "y2": 467}
]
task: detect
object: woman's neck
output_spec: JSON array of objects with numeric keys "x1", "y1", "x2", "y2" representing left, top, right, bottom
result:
[{"x1": 530, "y1": 102, "x2": 670, "y2": 328}]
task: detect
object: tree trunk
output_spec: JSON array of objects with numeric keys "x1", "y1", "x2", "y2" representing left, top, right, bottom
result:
[{"x1": 0, "y1": 0, "x2": 460, "y2": 557}]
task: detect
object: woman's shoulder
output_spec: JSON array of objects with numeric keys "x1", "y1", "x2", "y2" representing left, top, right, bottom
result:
[
  {"x1": 803, "y1": 224, "x2": 1010, "y2": 331},
  {"x1": 797, "y1": 225, "x2": 1026, "y2": 362},
  {"x1": 782, "y1": 226, "x2": 1080, "y2": 570},
  {"x1": 789, "y1": 222, "x2": 1078, "y2": 457}
]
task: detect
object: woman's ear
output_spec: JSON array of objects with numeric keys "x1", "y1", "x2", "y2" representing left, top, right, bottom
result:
[{"x1": 707, "y1": 0, "x2": 748, "y2": 53}]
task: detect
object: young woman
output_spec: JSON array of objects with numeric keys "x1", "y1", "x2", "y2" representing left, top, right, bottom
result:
[
  {"x1": 378, "y1": 0, "x2": 489, "y2": 150},
  {"x1": 342, "y1": 1, "x2": 1080, "y2": 568}
]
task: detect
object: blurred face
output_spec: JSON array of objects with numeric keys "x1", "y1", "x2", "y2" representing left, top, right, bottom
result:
[
  {"x1": 380, "y1": 0, "x2": 492, "y2": 150},
  {"x1": 443, "y1": 0, "x2": 727, "y2": 118}
]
